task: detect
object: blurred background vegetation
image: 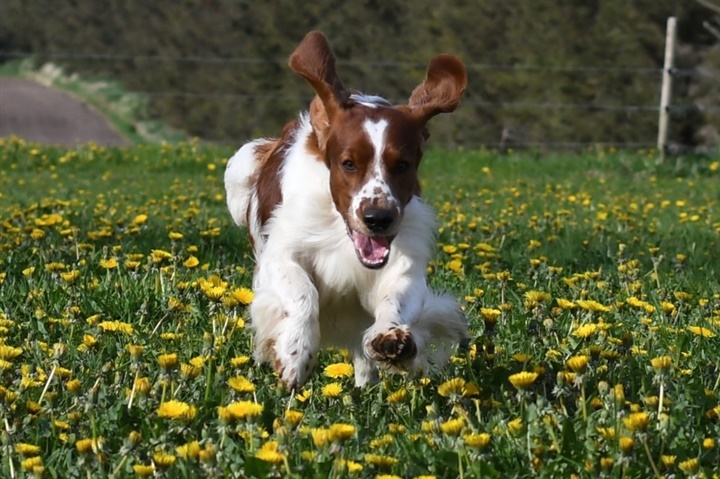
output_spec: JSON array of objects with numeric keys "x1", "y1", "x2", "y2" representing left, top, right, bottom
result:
[{"x1": 0, "y1": 0, "x2": 718, "y2": 149}]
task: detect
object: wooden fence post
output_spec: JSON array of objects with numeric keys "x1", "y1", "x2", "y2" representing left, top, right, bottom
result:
[{"x1": 657, "y1": 16, "x2": 676, "y2": 164}]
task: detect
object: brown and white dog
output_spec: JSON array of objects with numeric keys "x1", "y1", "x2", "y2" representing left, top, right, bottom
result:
[{"x1": 224, "y1": 32, "x2": 468, "y2": 389}]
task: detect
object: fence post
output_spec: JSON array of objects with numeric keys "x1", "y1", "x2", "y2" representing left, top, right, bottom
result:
[{"x1": 657, "y1": 16, "x2": 676, "y2": 164}]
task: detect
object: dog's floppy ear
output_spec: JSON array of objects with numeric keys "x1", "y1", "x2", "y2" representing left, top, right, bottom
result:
[
  {"x1": 289, "y1": 32, "x2": 348, "y2": 121},
  {"x1": 408, "y1": 55, "x2": 467, "y2": 124}
]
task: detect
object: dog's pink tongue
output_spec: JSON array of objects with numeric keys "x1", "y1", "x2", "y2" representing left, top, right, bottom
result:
[{"x1": 352, "y1": 231, "x2": 390, "y2": 262}]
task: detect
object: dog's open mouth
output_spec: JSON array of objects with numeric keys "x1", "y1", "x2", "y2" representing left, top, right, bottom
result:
[{"x1": 351, "y1": 230, "x2": 393, "y2": 269}]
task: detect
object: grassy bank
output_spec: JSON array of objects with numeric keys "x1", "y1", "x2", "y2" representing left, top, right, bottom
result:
[{"x1": 1, "y1": 138, "x2": 718, "y2": 478}]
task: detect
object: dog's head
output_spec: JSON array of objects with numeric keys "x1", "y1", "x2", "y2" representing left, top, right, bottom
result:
[{"x1": 289, "y1": 32, "x2": 467, "y2": 269}]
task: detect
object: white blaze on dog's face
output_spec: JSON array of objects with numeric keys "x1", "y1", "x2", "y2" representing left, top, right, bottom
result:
[
  {"x1": 288, "y1": 32, "x2": 467, "y2": 269},
  {"x1": 325, "y1": 106, "x2": 424, "y2": 269}
]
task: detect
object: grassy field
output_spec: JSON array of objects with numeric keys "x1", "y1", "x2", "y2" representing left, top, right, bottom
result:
[{"x1": 1, "y1": 137, "x2": 719, "y2": 478}]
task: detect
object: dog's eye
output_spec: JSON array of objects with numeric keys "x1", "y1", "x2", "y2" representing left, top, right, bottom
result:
[
  {"x1": 394, "y1": 161, "x2": 410, "y2": 173},
  {"x1": 342, "y1": 160, "x2": 357, "y2": 173}
]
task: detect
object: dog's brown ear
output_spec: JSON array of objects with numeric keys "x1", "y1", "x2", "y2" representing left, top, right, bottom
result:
[
  {"x1": 289, "y1": 32, "x2": 348, "y2": 121},
  {"x1": 408, "y1": 55, "x2": 467, "y2": 124}
]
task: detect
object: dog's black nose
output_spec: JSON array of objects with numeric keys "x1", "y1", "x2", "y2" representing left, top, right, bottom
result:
[{"x1": 363, "y1": 208, "x2": 395, "y2": 232}]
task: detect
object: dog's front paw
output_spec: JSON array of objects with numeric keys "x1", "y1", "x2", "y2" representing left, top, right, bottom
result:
[
  {"x1": 365, "y1": 327, "x2": 417, "y2": 369},
  {"x1": 275, "y1": 348, "x2": 317, "y2": 391}
]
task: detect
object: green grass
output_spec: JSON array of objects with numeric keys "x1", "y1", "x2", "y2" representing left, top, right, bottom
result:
[{"x1": 1, "y1": 138, "x2": 719, "y2": 478}]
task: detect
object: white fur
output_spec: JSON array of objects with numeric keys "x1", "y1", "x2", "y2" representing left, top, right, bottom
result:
[{"x1": 225, "y1": 113, "x2": 467, "y2": 387}]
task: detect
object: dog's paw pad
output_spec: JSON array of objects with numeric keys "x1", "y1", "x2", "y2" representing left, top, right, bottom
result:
[{"x1": 369, "y1": 327, "x2": 417, "y2": 365}]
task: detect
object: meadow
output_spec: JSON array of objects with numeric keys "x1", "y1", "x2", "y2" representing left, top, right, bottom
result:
[{"x1": 0, "y1": 136, "x2": 718, "y2": 478}]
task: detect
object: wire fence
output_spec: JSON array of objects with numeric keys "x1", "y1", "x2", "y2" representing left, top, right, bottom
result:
[{"x1": 1, "y1": 50, "x2": 719, "y2": 150}]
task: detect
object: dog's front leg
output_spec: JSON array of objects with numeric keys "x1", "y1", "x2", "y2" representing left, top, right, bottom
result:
[
  {"x1": 251, "y1": 258, "x2": 320, "y2": 390},
  {"x1": 363, "y1": 273, "x2": 467, "y2": 376},
  {"x1": 362, "y1": 273, "x2": 425, "y2": 371}
]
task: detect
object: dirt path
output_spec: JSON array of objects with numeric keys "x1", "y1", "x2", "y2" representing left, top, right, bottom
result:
[{"x1": 0, "y1": 78, "x2": 129, "y2": 146}]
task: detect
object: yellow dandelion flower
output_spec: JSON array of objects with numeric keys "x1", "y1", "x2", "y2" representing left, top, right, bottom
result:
[
  {"x1": 661, "y1": 301, "x2": 676, "y2": 314},
  {"x1": 463, "y1": 433, "x2": 491, "y2": 449},
  {"x1": 284, "y1": 410, "x2": 304, "y2": 427},
  {"x1": 508, "y1": 371, "x2": 538, "y2": 389},
  {"x1": 126, "y1": 344, "x2": 144, "y2": 358},
  {"x1": 255, "y1": 441, "x2": 285, "y2": 463},
  {"x1": 673, "y1": 291, "x2": 692, "y2": 302},
  {"x1": 512, "y1": 353, "x2": 531, "y2": 363},
  {"x1": 76, "y1": 437, "x2": 104, "y2": 454},
  {"x1": 369, "y1": 434, "x2": 394, "y2": 448},
  {"x1": 66, "y1": 378, "x2": 82, "y2": 394},
  {"x1": 150, "y1": 249, "x2": 173, "y2": 263},
  {"x1": 227, "y1": 376, "x2": 255, "y2": 393},
  {"x1": 132, "y1": 214, "x2": 148, "y2": 226},
  {"x1": 703, "y1": 437, "x2": 715, "y2": 449},
  {"x1": 229, "y1": 287, "x2": 254, "y2": 305},
  {"x1": 461, "y1": 382, "x2": 480, "y2": 397},
  {"x1": 322, "y1": 382, "x2": 343, "y2": 398},
  {"x1": 176, "y1": 441, "x2": 201, "y2": 459},
  {"x1": 556, "y1": 298, "x2": 576, "y2": 310},
  {"x1": 566, "y1": 355, "x2": 590, "y2": 373},
  {"x1": 438, "y1": 377, "x2": 466, "y2": 397},
  {"x1": 157, "y1": 400, "x2": 197, "y2": 421},
  {"x1": 183, "y1": 256, "x2": 200, "y2": 268},
  {"x1": 623, "y1": 412, "x2": 649, "y2": 432},
  {"x1": 223, "y1": 400, "x2": 263, "y2": 421},
  {"x1": 295, "y1": 388, "x2": 312, "y2": 403},
  {"x1": 98, "y1": 320, "x2": 134, "y2": 335},
  {"x1": 596, "y1": 427, "x2": 616, "y2": 440},
  {"x1": 328, "y1": 423, "x2": 356, "y2": 442},
  {"x1": 0, "y1": 345, "x2": 23, "y2": 361},
  {"x1": 230, "y1": 355, "x2": 250, "y2": 367},
  {"x1": 364, "y1": 454, "x2": 399, "y2": 468},
  {"x1": 180, "y1": 363, "x2": 201, "y2": 379},
  {"x1": 575, "y1": 299, "x2": 611, "y2": 313},
  {"x1": 168, "y1": 231, "x2": 184, "y2": 241},
  {"x1": 619, "y1": 436, "x2": 634, "y2": 453},
  {"x1": 572, "y1": 323, "x2": 598, "y2": 338},
  {"x1": 436, "y1": 417, "x2": 462, "y2": 436},
  {"x1": 152, "y1": 451, "x2": 176, "y2": 468},
  {"x1": 189, "y1": 356, "x2": 206, "y2": 368},
  {"x1": 480, "y1": 308, "x2": 501, "y2": 323},
  {"x1": 15, "y1": 443, "x2": 41, "y2": 456},
  {"x1": 60, "y1": 270, "x2": 80, "y2": 283},
  {"x1": 507, "y1": 418, "x2": 523, "y2": 435},
  {"x1": 386, "y1": 388, "x2": 407, "y2": 403},
  {"x1": 324, "y1": 362, "x2": 354, "y2": 378},
  {"x1": 158, "y1": 353, "x2": 178, "y2": 370},
  {"x1": 650, "y1": 356, "x2": 671, "y2": 371},
  {"x1": 134, "y1": 377, "x2": 151, "y2": 395},
  {"x1": 133, "y1": 464, "x2": 154, "y2": 476},
  {"x1": 336, "y1": 459, "x2": 364, "y2": 473},
  {"x1": 660, "y1": 455, "x2": 676, "y2": 468},
  {"x1": 524, "y1": 290, "x2": 551, "y2": 303},
  {"x1": 311, "y1": 428, "x2": 329, "y2": 447},
  {"x1": 99, "y1": 258, "x2": 118, "y2": 269},
  {"x1": 20, "y1": 456, "x2": 43, "y2": 471},
  {"x1": 678, "y1": 458, "x2": 698, "y2": 473},
  {"x1": 686, "y1": 326, "x2": 716, "y2": 338}
]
